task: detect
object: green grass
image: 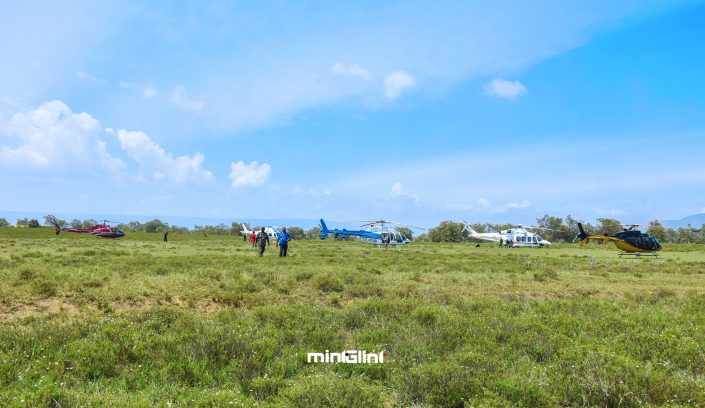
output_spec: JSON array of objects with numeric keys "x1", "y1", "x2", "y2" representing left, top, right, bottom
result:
[{"x1": 1, "y1": 227, "x2": 704, "y2": 406}]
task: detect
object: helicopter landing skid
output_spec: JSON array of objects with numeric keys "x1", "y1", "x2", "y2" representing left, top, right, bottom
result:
[{"x1": 619, "y1": 251, "x2": 659, "y2": 259}]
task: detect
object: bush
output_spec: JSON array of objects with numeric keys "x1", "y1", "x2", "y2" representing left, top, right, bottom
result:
[{"x1": 32, "y1": 278, "x2": 58, "y2": 297}]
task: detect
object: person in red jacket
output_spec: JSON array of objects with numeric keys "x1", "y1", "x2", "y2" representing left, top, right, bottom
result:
[{"x1": 250, "y1": 231, "x2": 257, "y2": 248}]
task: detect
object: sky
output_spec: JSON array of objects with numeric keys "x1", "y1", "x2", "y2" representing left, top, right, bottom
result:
[{"x1": 1, "y1": 0, "x2": 705, "y2": 227}]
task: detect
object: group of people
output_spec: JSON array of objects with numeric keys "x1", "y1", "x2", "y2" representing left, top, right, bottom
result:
[
  {"x1": 249, "y1": 227, "x2": 291, "y2": 257},
  {"x1": 498, "y1": 237, "x2": 513, "y2": 247}
]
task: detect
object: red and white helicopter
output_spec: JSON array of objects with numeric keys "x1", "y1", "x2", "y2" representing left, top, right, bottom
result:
[{"x1": 51, "y1": 216, "x2": 125, "y2": 239}]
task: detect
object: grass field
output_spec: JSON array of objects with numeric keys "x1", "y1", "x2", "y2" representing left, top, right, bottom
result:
[{"x1": 1, "y1": 227, "x2": 704, "y2": 407}]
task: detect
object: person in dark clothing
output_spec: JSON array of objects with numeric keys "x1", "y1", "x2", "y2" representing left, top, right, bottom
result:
[
  {"x1": 163, "y1": 230, "x2": 168, "y2": 242},
  {"x1": 256, "y1": 227, "x2": 269, "y2": 256},
  {"x1": 499, "y1": 237, "x2": 503, "y2": 247},
  {"x1": 277, "y1": 227, "x2": 292, "y2": 257},
  {"x1": 381, "y1": 233, "x2": 390, "y2": 249}
]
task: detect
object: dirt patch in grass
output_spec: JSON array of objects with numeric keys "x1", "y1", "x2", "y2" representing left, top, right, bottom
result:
[
  {"x1": 0, "y1": 298, "x2": 83, "y2": 320},
  {"x1": 0, "y1": 296, "x2": 231, "y2": 321}
]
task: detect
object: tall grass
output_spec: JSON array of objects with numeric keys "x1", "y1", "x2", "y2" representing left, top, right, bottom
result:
[{"x1": 0, "y1": 227, "x2": 704, "y2": 406}]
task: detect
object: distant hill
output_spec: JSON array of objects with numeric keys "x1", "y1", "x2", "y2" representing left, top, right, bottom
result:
[{"x1": 662, "y1": 213, "x2": 705, "y2": 228}]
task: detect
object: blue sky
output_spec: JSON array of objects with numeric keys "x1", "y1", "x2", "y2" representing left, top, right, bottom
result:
[{"x1": 1, "y1": 0, "x2": 705, "y2": 227}]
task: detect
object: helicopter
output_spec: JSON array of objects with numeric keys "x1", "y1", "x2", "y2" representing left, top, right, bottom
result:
[
  {"x1": 319, "y1": 219, "x2": 423, "y2": 246},
  {"x1": 241, "y1": 223, "x2": 280, "y2": 241},
  {"x1": 462, "y1": 222, "x2": 552, "y2": 247},
  {"x1": 577, "y1": 223, "x2": 661, "y2": 257},
  {"x1": 50, "y1": 216, "x2": 125, "y2": 238}
]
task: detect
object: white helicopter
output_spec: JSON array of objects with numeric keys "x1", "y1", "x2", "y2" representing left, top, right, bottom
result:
[
  {"x1": 462, "y1": 222, "x2": 552, "y2": 247},
  {"x1": 241, "y1": 224, "x2": 280, "y2": 241}
]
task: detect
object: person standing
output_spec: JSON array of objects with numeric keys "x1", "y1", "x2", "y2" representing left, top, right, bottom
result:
[
  {"x1": 256, "y1": 227, "x2": 269, "y2": 256},
  {"x1": 381, "y1": 233, "x2": 390, "y2": 249},
  {"x1": 250, "y1": 231, "x2": 257, "y2": 248},
  {"x1": 163, "y1": 230, "x2": 168, "y2": 242},
  {"x1": 277, "y1": 227, "x2": 292, "y2": 257}
]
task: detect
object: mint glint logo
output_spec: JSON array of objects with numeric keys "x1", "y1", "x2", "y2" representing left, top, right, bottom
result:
[{"x1": 307, "y1": 350, "x2": 387, "y2": 364}]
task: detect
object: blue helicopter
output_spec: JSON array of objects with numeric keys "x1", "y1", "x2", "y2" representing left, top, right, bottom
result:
[{"x1": 319, "y1": 219, "x2": 424, "y2": 246}]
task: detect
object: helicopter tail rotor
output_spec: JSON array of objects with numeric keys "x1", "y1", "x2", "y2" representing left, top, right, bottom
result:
[
  {"x1": 319, "y1": 219, "x2": 330, "y2": 239},
  {"x1": 462, "y1": 221, "x2": 478, "y2": 235},
  {"x1": 50, "y1": 216, "x2": 62, "y2": 235},
  {"x1": 577, "y1": 223, "x2": 590, "y2": 242}
]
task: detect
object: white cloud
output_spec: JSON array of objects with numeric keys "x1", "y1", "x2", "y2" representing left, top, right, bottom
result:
[
  {"x1": 444, "y1": 198, "x2": 530, "y2": 213},
  {"x1": 113, "y1": 128, "x2": 214, "y2": 183},
  {"x1": 119, "y1": 81, "x2": 157, "y2": 98},
  {"x1": 0, "y1": 145, "x2": 50, "y2": 168},
  {"x1": 76, "y1": 71, "x2": 103, "y2": 84},
  {"x1": 332, "y1": 62, "x2": 371, "y2": 80},
  {"x1": 293, "y1": 186, "x2": 330, "y2": 197},
  {"x1": 390, "y1": 182, "x2": 418, "y2": 202},
  {"x1": 384, "y1": 71, "x2": 416, "y2": 100},
  {"x1": 484, "y1": 79, "x2": 527, "y2": 100},
  {"x1": 229, "y1": 161, "x2": 271, "y2": 188},
  {"x1": 0, "y1": 100, "x2": 124, "y2": 172},
  {"x1": 170, "y1": 86, "x2": 205, "y2": 111},
  {"x1": 391, "y1": 182, "x2": 407, "y2": 196}
]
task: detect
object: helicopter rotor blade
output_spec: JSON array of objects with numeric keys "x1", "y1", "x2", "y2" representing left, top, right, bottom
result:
[
  {"x1": 523, "y1": 225, "x2": 557, "y2": 231},
  {"x1": 402, "y1": 224, "x2": 427, "y2": 230},
  {"x1": 355, "y1": 219, "x2": 427, "y2": 230}
]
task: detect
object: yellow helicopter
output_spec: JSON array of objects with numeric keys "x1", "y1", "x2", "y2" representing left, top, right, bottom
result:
[{"x1": 577, "y1": 223, "x2": 662, "y2": 257}]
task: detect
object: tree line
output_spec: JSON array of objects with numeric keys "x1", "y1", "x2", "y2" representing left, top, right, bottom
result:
[
  {"x1": 1, "y1": 214, "x2": 704, "y2": 244},
  {"x1": 0, "y1": 215, "x2": 314, "y2": 240},
  {"x1": 418, "y1": 215, "x2": 705, "y2": 244}
]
